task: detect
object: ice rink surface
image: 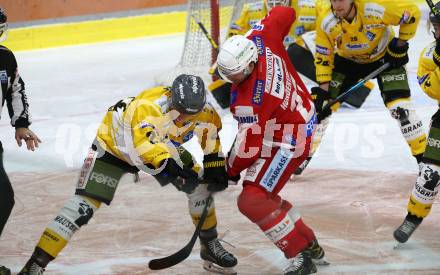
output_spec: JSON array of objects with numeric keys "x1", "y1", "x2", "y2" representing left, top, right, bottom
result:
[{"x1": 1, "y1": 18, "x2": 440, "y2": 275}]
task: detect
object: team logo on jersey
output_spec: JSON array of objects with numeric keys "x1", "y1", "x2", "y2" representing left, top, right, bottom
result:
[
  {"x1": 260, "y1": 149, "x2": 292, "y2": 192},
  {"x1": 252, "y1": 23, "x2": 264, "y2": 31},
  {"x1": 345, "y1": 43, "x2": 369, "y2": 50},
  {"x1": 364, "y1": 3, "x2": 385, "y2": 19},
  {"x1": 234, "y1": 106, "x2": 258, "y2": 124},
  {"x1": 295, "y1": 26, "x2": 306, "y2": 36},
  {"x1": 418, "y1": 74, "x2": 429, "y2": 85},
  {"x1": 365, "y1": 31, "x2": 376, "y2": 41},
  {"x1": 233, "y1": 115, "x2": 258, "y2": 124},
  {"x1": 316, "y1": 45, "x2": 331, "y2": 56},
  {"x1": 305, "y1": 114, "x2": 316, "y2": 137},
  {"x1": 281, "y1": 73, "x2": 294, "y2": 110},
  {"x1": 265, "y1": 48, "x2": 274, "y2": 94},
  {"x1": 253, "y1": 36, "x2": 265, "y2": 56},
  {"x1": 182, "y1": 131, "x2": 194, "y2": 142},
  {"x1": 252, "y1": 79, "x2": 265, "y2": 105},
  {"x1": 271, "y1": 55, "x2": 285, "y2": 99},
  {"x1": 0, "y1": 70, "x2": 6, "y2": 84}
]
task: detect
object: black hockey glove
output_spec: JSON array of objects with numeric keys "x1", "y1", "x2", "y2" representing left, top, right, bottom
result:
[
  {"x1": 203, "y1": 153, "x2": 228, "y2": 192},
  {"x1": 384, "y1": 37, "x2": 409, "y2": 69},
  {"x1": 228, "y1": 174, "x2": 241, "y2": 185},
  {"x1": 311, "y1": 87, "x2": 332, "y2": 122},
  {"x1": 154, "y1": 158, "x2": 199, "y2": 194}
]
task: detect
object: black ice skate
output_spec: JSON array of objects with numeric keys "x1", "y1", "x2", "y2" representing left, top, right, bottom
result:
[
  {"x1": 304, "y1": 240, "x2": 329, "y2": 265},
  {"x1": 393, "y1": 214, "x2": 423, "y2": 243},
  {"x1": 284, "y1": 252, "x2": 317, "y2": 275},
  {"x1": 200, "y1": 237, "x2": 237, "y2": 275},
  {"x1": 18, "y1": 260, "x2": 45, "y2": 275},
  {"x1": 0, "y1": 265, "x2": 11, "y2": 275}
]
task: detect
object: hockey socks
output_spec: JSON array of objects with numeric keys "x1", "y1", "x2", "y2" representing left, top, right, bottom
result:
[{"x1": 237, "y1": 185, "x2": 316, "y2": 258}]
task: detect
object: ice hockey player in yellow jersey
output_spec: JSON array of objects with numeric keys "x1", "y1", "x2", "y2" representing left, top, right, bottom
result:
[
  {"x1": 229, "y1": 0, "x2": 321, "y2": 45},
  {"x1": 18, "y1": 74, "x2": 237, "y2": 275},
  {"x1": 209, "y1": 0, "x2": 374, "y2": 113},
  {"x1": 311, "y1": 0, "x2": 426, "y2": 166},
  {"x1": 394, "y1": 3, "x2": 440, "y2": 244}
]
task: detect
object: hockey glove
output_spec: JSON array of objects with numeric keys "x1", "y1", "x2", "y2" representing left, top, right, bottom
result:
[
  {"x1": 434, "y1": 39, "x2": 440, "y2": 67},
  {"x1": 228, "y1": 174, "x2": 241, "y2": 185},
  {"x1": 203, "y1": 153, "x2": 228, "y2": 192},
  {"x1": 384, "y1": 38, "x2": 409, "y2": 69},
  {"x1": 154, "y1": 158, "x2": 199, "y2": 194},
  {"x1": 311, "y1": 87, "x2": 332, "y2": 122}
]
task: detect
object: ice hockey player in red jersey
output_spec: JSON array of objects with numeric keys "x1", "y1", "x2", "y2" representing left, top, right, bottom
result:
[{"x1": 217, "y1": 6, "x2": 326, "y2": 275}]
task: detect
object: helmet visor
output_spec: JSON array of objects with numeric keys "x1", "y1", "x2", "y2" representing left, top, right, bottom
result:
[{"x1": 217, "y1": 64, "x2": 245, "y2": 83}]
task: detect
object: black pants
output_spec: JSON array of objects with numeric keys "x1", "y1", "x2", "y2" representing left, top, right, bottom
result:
[{"x1": 0, "y1": 141, "x2": 14, "y2": 236}]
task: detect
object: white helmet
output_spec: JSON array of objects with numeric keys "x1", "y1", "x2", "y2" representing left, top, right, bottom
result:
[
  {"x1": 217, "y1": 35, "x2": 258, "y2": 82},
  {"x1": 265, "y1": 0, "x2": 290, "y2": 10}
]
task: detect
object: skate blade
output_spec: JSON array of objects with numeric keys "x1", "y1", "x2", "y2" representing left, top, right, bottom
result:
[
  {"x1": 203, "y1": 260, "x2": 237, "y2": 275},
  {"x1": 393, "y1": 243, "x2": 404, "y2": 250},
  {"x1": 313, "y1": 257, "x2": 330, "y2": 266}
]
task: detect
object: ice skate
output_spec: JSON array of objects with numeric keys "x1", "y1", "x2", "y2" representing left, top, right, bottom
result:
[
  {"x1": 18, "y1": 260, "x2": 45, "y2": 275},
  {"x1": 284, "y1": 252, "x2": 317, "y2": 275},
  {"x1": 304, "y1": 240, "x2": 329, "y2": 265},
  {"x1": 200, "y1": 237, "x2": 237, "y2": 275},
  {"x1": 0, "y1": 265, "x2": 11, "y2": 275},
  {"x1": 393, "y1": 214, "x2": 422, "y2": 243}
]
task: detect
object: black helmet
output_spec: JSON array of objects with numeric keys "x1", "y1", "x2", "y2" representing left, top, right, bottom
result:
[
  {"x1": 0, "y1": 7, "x2": 6, "y2": 24},
  {"x1": 430, "y1": 2, "x2": 440, "y2": 24},
  {"x1": 170, "y1": 74, "x2": 206, "y2": 114},
  {"x1": 0, "y1": 7, "x2": 7, "y2": 41}
]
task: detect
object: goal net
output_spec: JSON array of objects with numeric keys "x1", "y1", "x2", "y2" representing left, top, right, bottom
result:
[{"x1": 156, "y1": 0, "x2": 260, "y2": 86}]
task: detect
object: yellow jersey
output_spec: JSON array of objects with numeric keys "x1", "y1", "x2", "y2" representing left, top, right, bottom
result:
[
  {"x1": 96, "y1": 86, "x2": 222, "y2": 169},
  {"x1": 315, "y1": 0, "x2": 420, "y2": 83},
  {"x1": 417, "y1": 41, "x2": 440, "y2": 102},
  {"x1": 229, "y1": 0, "x2": 328, "y2": 45}
]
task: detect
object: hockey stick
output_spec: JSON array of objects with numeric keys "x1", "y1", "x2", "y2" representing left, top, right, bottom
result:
[
  {"x1": 191, "y1": 14, "x2": 219, "y2": 51},
  {"x1": 148, "y1": 194, "x2": 213, "y2": 270},
  {"x1": 427, "y1": 0, "x2": 440, "y2": 18},
  {"x1": 191, "y1": 14, "x2": 220, "y2": 76},
  {"x1": 320, "y1": 62, "x2": 390, "y2": 116}
]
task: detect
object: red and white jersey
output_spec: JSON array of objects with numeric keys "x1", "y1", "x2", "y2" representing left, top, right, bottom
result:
[{"x1": 227, "y1": 6, "x2": 316, "y2": 177}]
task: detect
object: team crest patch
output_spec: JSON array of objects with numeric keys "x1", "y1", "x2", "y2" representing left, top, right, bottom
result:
[
  {"x1": 252, "y1": 79, "x2": 264, "y2": 105},
  {"x1": 0, "y1": 70, "x2": 7, "y2": 84},
  {"x1": 295, "y1": 26, "x2": 305, "y2": 36},
  {"x1": 253, "y1": 36, "x2": 265, "y2": 56},
  {"x1": 365, "y1": 31, "x2": 376, "y2": 41},
  {"x1": 252, "y1": 23, "x2": 264, "y2": 31}
]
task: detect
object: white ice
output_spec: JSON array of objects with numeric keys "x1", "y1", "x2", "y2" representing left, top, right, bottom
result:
[{"x1": 1, "y1": 8, "x2": 439, "y2": 275}]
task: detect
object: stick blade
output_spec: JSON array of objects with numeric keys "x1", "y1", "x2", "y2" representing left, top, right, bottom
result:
[{"x1": 148, "y1": 244, "x2": 193, "y2": 270}]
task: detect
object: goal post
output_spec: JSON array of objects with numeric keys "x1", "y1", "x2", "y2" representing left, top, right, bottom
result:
[{"x1": 156, "y1": 0, "x2": 257, "y2": 86}]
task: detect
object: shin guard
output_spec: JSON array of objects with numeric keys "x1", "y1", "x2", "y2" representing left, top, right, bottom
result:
[
  {"x1": 37, "y1": 195, "x2": 100, "y2": 259},
  {"x1": 408, "y1": 163, "x2": 440, "y2": 218},
  {"x1": 387, "y1": 99, "x2": 426, "y2": 156},
  {"x1": 187, "y1": 184, "x2": 217, "y2": 230},
  {"x1": 237, "y1": 185, "x2": 311, "y2": 258}
]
